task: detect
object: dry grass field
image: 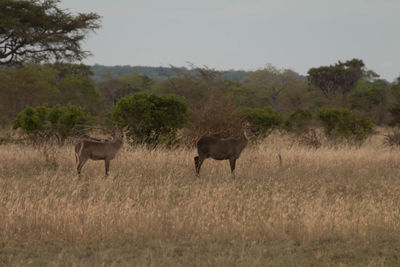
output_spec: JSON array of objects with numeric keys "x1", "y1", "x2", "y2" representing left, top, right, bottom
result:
[{"x1": 1, "y1": 132, "x2": 400, "y2": 266}]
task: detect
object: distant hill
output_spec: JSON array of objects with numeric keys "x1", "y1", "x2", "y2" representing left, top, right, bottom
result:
[{"x1": 90, "y1": 64, "x2": 248, "y2": 82}]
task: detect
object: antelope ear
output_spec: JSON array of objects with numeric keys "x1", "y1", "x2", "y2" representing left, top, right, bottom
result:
[{"x1": 122, "y1": 125, "x2": 129, "y2": 131}]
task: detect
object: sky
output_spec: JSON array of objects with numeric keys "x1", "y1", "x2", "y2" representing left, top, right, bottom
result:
[{"x1": 61, "y1": 0, "x2": 400, "y2": 81}]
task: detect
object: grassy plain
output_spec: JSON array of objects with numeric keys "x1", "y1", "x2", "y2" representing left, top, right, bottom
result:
[{"x1": 1, "y1": 132, "x2": 400, "y2": 266}]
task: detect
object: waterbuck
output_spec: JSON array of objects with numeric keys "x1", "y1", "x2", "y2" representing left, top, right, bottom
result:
[
  {"x1": 75, "y1": 126, "x2": 128, "y2": 178},
  {"x1": 194, "y1": 123, "x2": 255, "y2": 176}
]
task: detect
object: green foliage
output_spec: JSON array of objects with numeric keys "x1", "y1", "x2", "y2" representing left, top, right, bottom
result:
[
  {"x1": 316, "y1": 108, "x2": 374, "y2": 143},
  {"x1": 349, "y1": 79, "x2": 390, "y2": 125},
  {"x1": 119, "y1": 73, "x2": 153, "y2": 91},
  {"x1": 234, "y1": 107, "x2": 284, "y2": 137},
  {"x1": 285, "y1": 109, "x2": 314, "y2": 132},
  {"x1": 284, "y1": 109, "x2": 321, "y2": 148},
  {"x1": 13, "y1": 106, "x2": 46, "y2": 134},
  {"x1": 56, "y1": 74, "x2": 104, "y2": 115},
  {"x1": 350, "y1": 80, "x2": 387, "y2": 106},
  {"x1": 153, "y1": 77, "x2": 206, "y2": 105},
  {"x1": 0, "y1": 0, "x2": 101, "y2": 66},
  {"x1": 0, "y1": 64, "x2": 104, "y2": 119},
  {"x1": 98, "y1": 73, "x2": 154, "y2": 105},
  {"x1": 388, "y1": 78, "x2": 400, "y2": 126},
  {"x1": 0, "y1": 64, "x2": 58, "y2": 118},
  {"x1": 47, "y1": 104, "x2": 89, "y2": 143},
  {"x1": 112, "y1": 93, "x2": 189, "y2": 146},
  {"x1": 242, "y1": 65, "x2": 308, "y2": 110},
  {"x1": 308, "y1": 59, "x2": 365, "y2": 99},
  {"x1": 13, "y1": 104, "x2": 89, "y2": 144}
]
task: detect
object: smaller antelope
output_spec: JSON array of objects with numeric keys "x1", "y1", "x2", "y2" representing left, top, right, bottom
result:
[
  {"x1": 75, "y1": 126, "x2": 128, "y2": 178},
  {"x1": 194, "y1": 122, "x2": 255, "y2": 176}
]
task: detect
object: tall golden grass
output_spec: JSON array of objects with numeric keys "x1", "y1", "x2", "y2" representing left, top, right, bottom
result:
[{"x1": 1, "y1": 132, "x2": 400, "y2": 265}]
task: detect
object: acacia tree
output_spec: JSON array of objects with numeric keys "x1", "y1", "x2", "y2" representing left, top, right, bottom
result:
[
  {"x1": 307, "y1": 59, "x2": 365, "y2": 100},
  {"x1": 0, "y1": 0, "x2": 101, "y2": 66}
]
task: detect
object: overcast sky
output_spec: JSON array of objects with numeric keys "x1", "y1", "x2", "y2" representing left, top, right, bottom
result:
[{"x1": 61, "y1": 0, "x2": 400, "y2": 81}]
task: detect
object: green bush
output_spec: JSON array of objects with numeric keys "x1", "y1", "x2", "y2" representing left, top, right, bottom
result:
[
  {"x1": 316, "y1": 108, "x2": 374, "y2": 143},
  {"x1": 47, "y1": 104, "x2": 89, "y2": 143},
  {"x1": 13, "y1": 104, "x2": 89, "y2": 144},
  {"x1": 234, "y1": 107, "x2": 284, "y2": 137},
  {"x1": 112, "y1": 93, "x2": 189, "y2": 146},
  {"x1": 13, "y1": 105, "x2": 47, "y2": 135},
  {"x1": 285, "y1": 109, "x2": 314, "y2": 132}
]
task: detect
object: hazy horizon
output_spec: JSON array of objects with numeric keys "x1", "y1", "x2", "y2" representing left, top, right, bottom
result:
[{"x1": 61, "y1": 0, "x2": 400, "y2": 81}]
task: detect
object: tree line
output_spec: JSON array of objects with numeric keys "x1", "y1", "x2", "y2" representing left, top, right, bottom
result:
[
  {"x1": 2, "y1": 0, "x2": 400, "y2": 147},
  {"x1": 3, "y1": 60, "x2": 400, "y2": 147}
]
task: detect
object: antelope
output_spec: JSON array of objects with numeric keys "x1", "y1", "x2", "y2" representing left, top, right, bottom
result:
[
  {"x1": 75, "y1": 126, "x2": 128, "y2": 178},
  {"x1": 194, "y1": 122, "x2": 256, "y2": 176}
]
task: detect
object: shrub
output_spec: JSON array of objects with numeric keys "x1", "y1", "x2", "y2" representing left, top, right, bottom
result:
[
  {"x1": 112, "y1": 93, "x2": 189, "y2": 146},
  {"x1": 316, "y1": 108, "x2": 374, "y2": 143},
  {"x1": 284, "y1": 109, "x2": 321, "y2": 148},
  {"x1": 234, "y1": 107, "x2": 284, "y2": 137},
  {"x1": 13, "y1": 104, "x2": 89, "y2": 145},
  {"x1": 285, "y1": 109, "x2": 314, "y2": 133},
  {"x1": 47, "y1": 104, "x2": 89, "y2": 144}
]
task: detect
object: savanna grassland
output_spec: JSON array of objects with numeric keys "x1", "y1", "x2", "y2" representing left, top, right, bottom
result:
[{"x1": 1, "y1": 133, "x2": 400, "y2": 266}]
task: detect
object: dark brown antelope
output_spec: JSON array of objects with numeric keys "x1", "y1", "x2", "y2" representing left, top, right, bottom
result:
[
  {"x1": 194, "y1": 122, "x2": 255, "y2": 176},
  {"x1": 75, "y1": 126, "x2": 128, "y2": 178}
]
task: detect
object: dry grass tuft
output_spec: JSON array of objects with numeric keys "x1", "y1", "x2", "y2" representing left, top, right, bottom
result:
[{"x1": 1, "y1": 132, "x2": 400, "y2": 265}]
